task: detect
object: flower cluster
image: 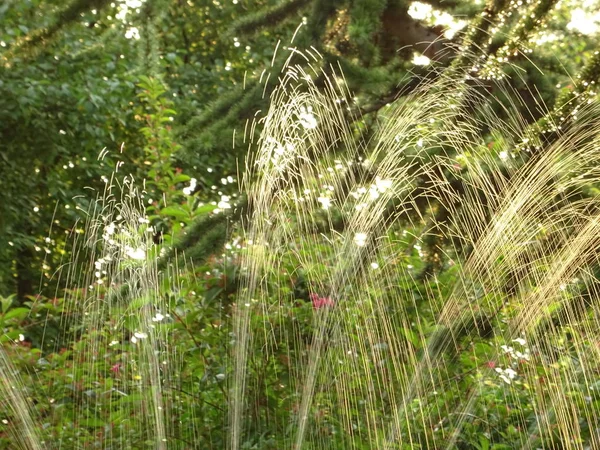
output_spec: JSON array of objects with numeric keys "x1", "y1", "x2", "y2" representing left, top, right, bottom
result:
[
  {"x1": 309, "y1": 293, "x2": 335, "y2": 309},
  {"x1": 492, "y1": 338, "x2": 530, "y2": 385},
  {"x1": 183, "y1": 178, "x2": 197, "y2": 195},
  {"x1": 495, "y1": 366, "x2": 518, "y2": 384},
  {"x1": 501, "y1": 338, "x2": 531, "y2": 361}
]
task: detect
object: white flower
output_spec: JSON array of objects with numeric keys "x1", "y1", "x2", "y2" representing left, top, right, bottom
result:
[
  {"x1": 132, "y1": 331, "x2": 148, "y2": 343},
  {"x1": 354, "y1": 233, "x2": 368, "y2": 247},
  {"x1": 317, "y1": 196, "x2": 331, "y2": 210},
  {"x1": 369, "y1": 186, "x2": 380, "y2": 200},
  {"x1": 183, "y1": 178, "x2": 197, "y2": 195},
  {"x1": 495, "y1": 366, "x2": 518, "y2": 384},
  {"x1": 126, "y1": 247, "x2": 145, "y2": 260},
  {"x1": 218, "y1": 195, "x2": 232, "y2": 209},
  {"x1": 124, "y1": 27, "x2": 140, "y2": 40},
  {"x1": 298, "y1": 106, "x2": 317, "y2": 129},
  {"x1": 412, "y1": 53, "x2": 431, "y2": 66},
  {"x1": 105, "y1": 223, "x2": 116, "y2": 235},
  {"x1": 500, "y1": 345, "x2": 514, "y2": 353},
  {"x1": 515, "y1": 351, "x2": 530, "y2": 360},
  {"x1": 375, "y1": 177, "x2": 393, "y2": 192},
  {"x1": 513, "y1": 338, "x2": 526, "y2": 346},
  {"x1": 125, "y1": 0, "x2": 144, "y2": 8}
]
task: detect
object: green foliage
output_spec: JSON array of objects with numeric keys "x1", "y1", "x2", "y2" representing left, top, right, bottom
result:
[
  {"x1": 347, "y1": 0, "x2": 388, "y2": 65},
  {"x1": 0, "y1": 20, "x2": 142, "y2": 297},
  {"x1": 2, "y1": 0, "x2": 113, "y2": 61},
  {"x1": 227, "y1": 0, "x2": 312, "y2": 38},
  {"x1": 2, "y1": 0, "x2": 600, "y2": 448}
]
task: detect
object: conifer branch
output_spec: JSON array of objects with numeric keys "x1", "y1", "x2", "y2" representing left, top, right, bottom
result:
[
  {"x1": 226, "y1": 0, "x2": 313, "y2": 38},
  {"x1": 2, "y1": 0, "x2": 112, "y2": 62}
]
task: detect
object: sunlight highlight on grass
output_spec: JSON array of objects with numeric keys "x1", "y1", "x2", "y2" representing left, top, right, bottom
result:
[{"x1": 233, "y1": 42, "x2": 600, "y2": 449}]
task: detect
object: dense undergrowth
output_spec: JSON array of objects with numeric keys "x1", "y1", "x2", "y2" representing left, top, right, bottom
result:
[
  {"x1": 3, "y1": 56, "x2": 600, "y2": 450},
  {"x1": 2, "y1": 0, "x2": 600, "y2": 447}
]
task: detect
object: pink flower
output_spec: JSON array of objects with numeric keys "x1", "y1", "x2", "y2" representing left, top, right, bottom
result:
[
  {"x1": 110, "y1": 363, "x2": 121, "y2": 373},
  {"x1": 486, "y1": 361, "x2": 496, "y2": 369},
  {"x1": 310, "y1": 293, "x2": 335, "y2": 309}
]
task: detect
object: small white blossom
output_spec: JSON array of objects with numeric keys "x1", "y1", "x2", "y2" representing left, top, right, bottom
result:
[
  {"x1": 218, "y1": 195, "x2": 232, "y2": 209},
  {"x1": 354, "y1": 233, "x2": 368, "y2": 247},
  {"x1": 183, "y1": 178, "x2": 197, "y2": 196},
  {"x1": 317, "y1": 196, "x2": 332, "y2": 210},
  {"x1": 132, "y1": 331, "x2": 148, "y2": 343},
  {"x1": 412, "y1": 53, "x2": 431, "y2": 66},
  {"x1": 495, "y1": 366, "x2": 518, "y2": 384},
  {"x1": 126, "y1": 247, "x2": 145, "y2": 260},
  {"x1": 104, "y1": 223, "x2": 116, "y2": 236},
  {"x1": 124, "y1": 27, "x2": 140, "y2": 40},
  {"x1": 298, "y1": 105, "x2": 317, "y2": 129}
]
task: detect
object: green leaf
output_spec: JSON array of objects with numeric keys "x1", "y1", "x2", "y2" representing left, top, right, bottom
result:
[
  {"x1": 399, "y1": 327, "x2": 419, "y2": 348},
  {"x1": 195, "y1": 204, "x2": 217, "y2": 215},
  {"x1": 4, "y1": 307, "x2": 29, "y2": 321},
  {"x1": 80, "y1": 418, "x2": 105, "y2": 428},
  {"x1": 1, "y1": 295, "x2": 15, "y2": 314},
  {"x1": 477, "y1": 436, "x2": 490, "y2": 450},
  {"x1": 160, "y1": 206, "x2": 189, "y2": 219},
  {"x1": 0, "y1": 330, "x2": 22, "y2": 343},
  {"x1": 128, "y1": 295, "x2": 153, "y2": 311},
  {"x1": 173, "y1": 174, "x2": 191, "y2": 183}
]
